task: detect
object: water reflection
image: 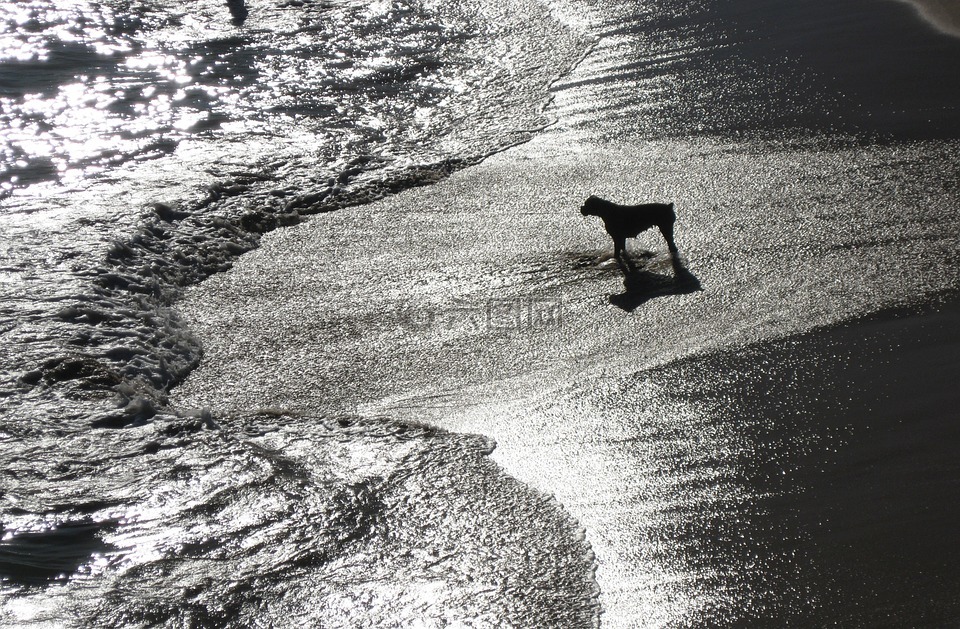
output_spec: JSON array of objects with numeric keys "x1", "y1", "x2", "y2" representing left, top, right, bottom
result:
[{"x1": 0, "y1": 2, "x2": 245, "y2": 191}]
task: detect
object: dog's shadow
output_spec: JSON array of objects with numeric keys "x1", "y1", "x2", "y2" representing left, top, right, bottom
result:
[{"x1": 608, "y1": 252, "x2": 702, "y2": 312}]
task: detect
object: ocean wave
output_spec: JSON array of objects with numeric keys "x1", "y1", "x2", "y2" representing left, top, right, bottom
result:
[{"x1": 0, "y1": 0, "x2": 598, "y2": 624}]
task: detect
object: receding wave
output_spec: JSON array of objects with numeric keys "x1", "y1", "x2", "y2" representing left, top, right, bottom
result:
[{"x1": 0, "y1": 0, "x2": 598, "y2": 624}]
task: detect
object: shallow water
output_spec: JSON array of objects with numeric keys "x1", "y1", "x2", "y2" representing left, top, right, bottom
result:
[
  {"x1": 3, "y1": 0, "x2": 960, "y2": 625},
  {"x1": 2, "y1": 0, "x2": 597, "y2": 625},
  {"x1": 167, "y1": 133, "x2": 960, "y2": 625}
]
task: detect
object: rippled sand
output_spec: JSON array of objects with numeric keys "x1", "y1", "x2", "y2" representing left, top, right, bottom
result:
[
  {"x1": 5, "y1": 0, "x2": 960, "y2": 624},
  {"x1": 171, "y1": 128, "x2": 960, "y2": 625}
]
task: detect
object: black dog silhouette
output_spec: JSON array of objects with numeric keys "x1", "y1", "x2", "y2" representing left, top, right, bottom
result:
[
  {"x1": 580, "y1": 195, "x2": 678, "y2": 270},
  {"x1": 226, "y1": 0, "x2": 248, "y2": 24}
]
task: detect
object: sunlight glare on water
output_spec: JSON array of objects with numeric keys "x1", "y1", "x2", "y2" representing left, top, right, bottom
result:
[
  {"x1": 1, "y1": 0, "x2": 587, "y2": 195},
  {"x1": 6, "y1": 0, "x2": 959, "y2": 624},
  {"x1": 0, "y1": 1, "x2": 223, "y2": 188}
]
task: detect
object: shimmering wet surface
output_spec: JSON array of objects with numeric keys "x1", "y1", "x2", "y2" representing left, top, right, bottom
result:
[
  {"x1": 1, "y1": 412, "x2": 598, "y2": 626},
  {"x1": 1, "y1": 0, "x2": 596, "y2": 624},
  {"x1": 3, "y1": 0, "x2": 960, "y2": 625},
  {"x1": 171, "y1": 135, "x2": 960, "y2": 626},
  {"x1": 1, "y1": 0, "x2": 586, "y2": 192}
]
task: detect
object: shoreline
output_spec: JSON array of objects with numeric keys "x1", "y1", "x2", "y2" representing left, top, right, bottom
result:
[
  {"x1": 4, "y1": 0, "x2": 960, "y2": 624},
  {"x1": 165, "y1": 0, "x2": 960, "y2": 623},
  {"x1": 170, "y1": 129, "x2": 960, "y2": 625}
]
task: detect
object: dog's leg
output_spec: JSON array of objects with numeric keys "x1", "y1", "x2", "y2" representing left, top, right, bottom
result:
[
  {"x1": 613, "y1": 236, "x2": 633, "y2": 273},
  {"x1": 659, "y1": 222, "x2": 679, "y2": 257}
]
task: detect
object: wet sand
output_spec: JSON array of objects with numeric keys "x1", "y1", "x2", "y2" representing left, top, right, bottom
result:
[
  {"x1": 548, "y1": 0, "x2": 960, "y2": 140},
  {"x1": 168, "y1": 0, "x2": 960, "y2": 622},
  {"x1": 466, "y1": 292, "x2": 960, "y2": 626},
  {"x1": 630, "y1": 296, "x2": 960, "y2": 625},
  {"x1": 172, "y1": 131, "x2": 960, "y2": 625}
]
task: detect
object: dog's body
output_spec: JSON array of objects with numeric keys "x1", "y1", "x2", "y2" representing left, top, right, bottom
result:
[{"x1": 580, "y1": 195, "x2": 678, "y2": 265}]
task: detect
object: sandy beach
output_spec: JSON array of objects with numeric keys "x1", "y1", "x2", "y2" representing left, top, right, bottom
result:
[
  {"x1": 3, "y1": 0, "x2": 959, "y2": 625},
  {"x1": 171, "y1": 128, "x2": 960, "y2": 625}
]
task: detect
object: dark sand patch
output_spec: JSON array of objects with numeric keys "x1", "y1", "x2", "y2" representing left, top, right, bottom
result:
[{"x1": 651, "y1": 294, "x2": 960, "y2": 624}]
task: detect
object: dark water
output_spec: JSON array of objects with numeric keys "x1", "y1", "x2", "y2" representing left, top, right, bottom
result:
[
  {"x1": 2, "y1": 0, "x2": 960, "y2": 625},
  {"x1": 551, "y1": 0, "x2": 960, "y2": 139},
  {"x1": 623, "y1": 297, "x2": 960, "y2": 626}
]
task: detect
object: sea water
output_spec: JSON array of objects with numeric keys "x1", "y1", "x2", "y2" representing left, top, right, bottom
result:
[
  {"x1": 3, "y1": 0, "x2": 960, "y2": 626},
  {"x1": 0, "y1": 0, "x2": 597, "y2": 625}
]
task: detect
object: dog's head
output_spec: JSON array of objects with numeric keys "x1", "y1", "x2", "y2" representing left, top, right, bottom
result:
[{"x1": 580, "y1": 195, "x2": 601, "y2": 216}]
